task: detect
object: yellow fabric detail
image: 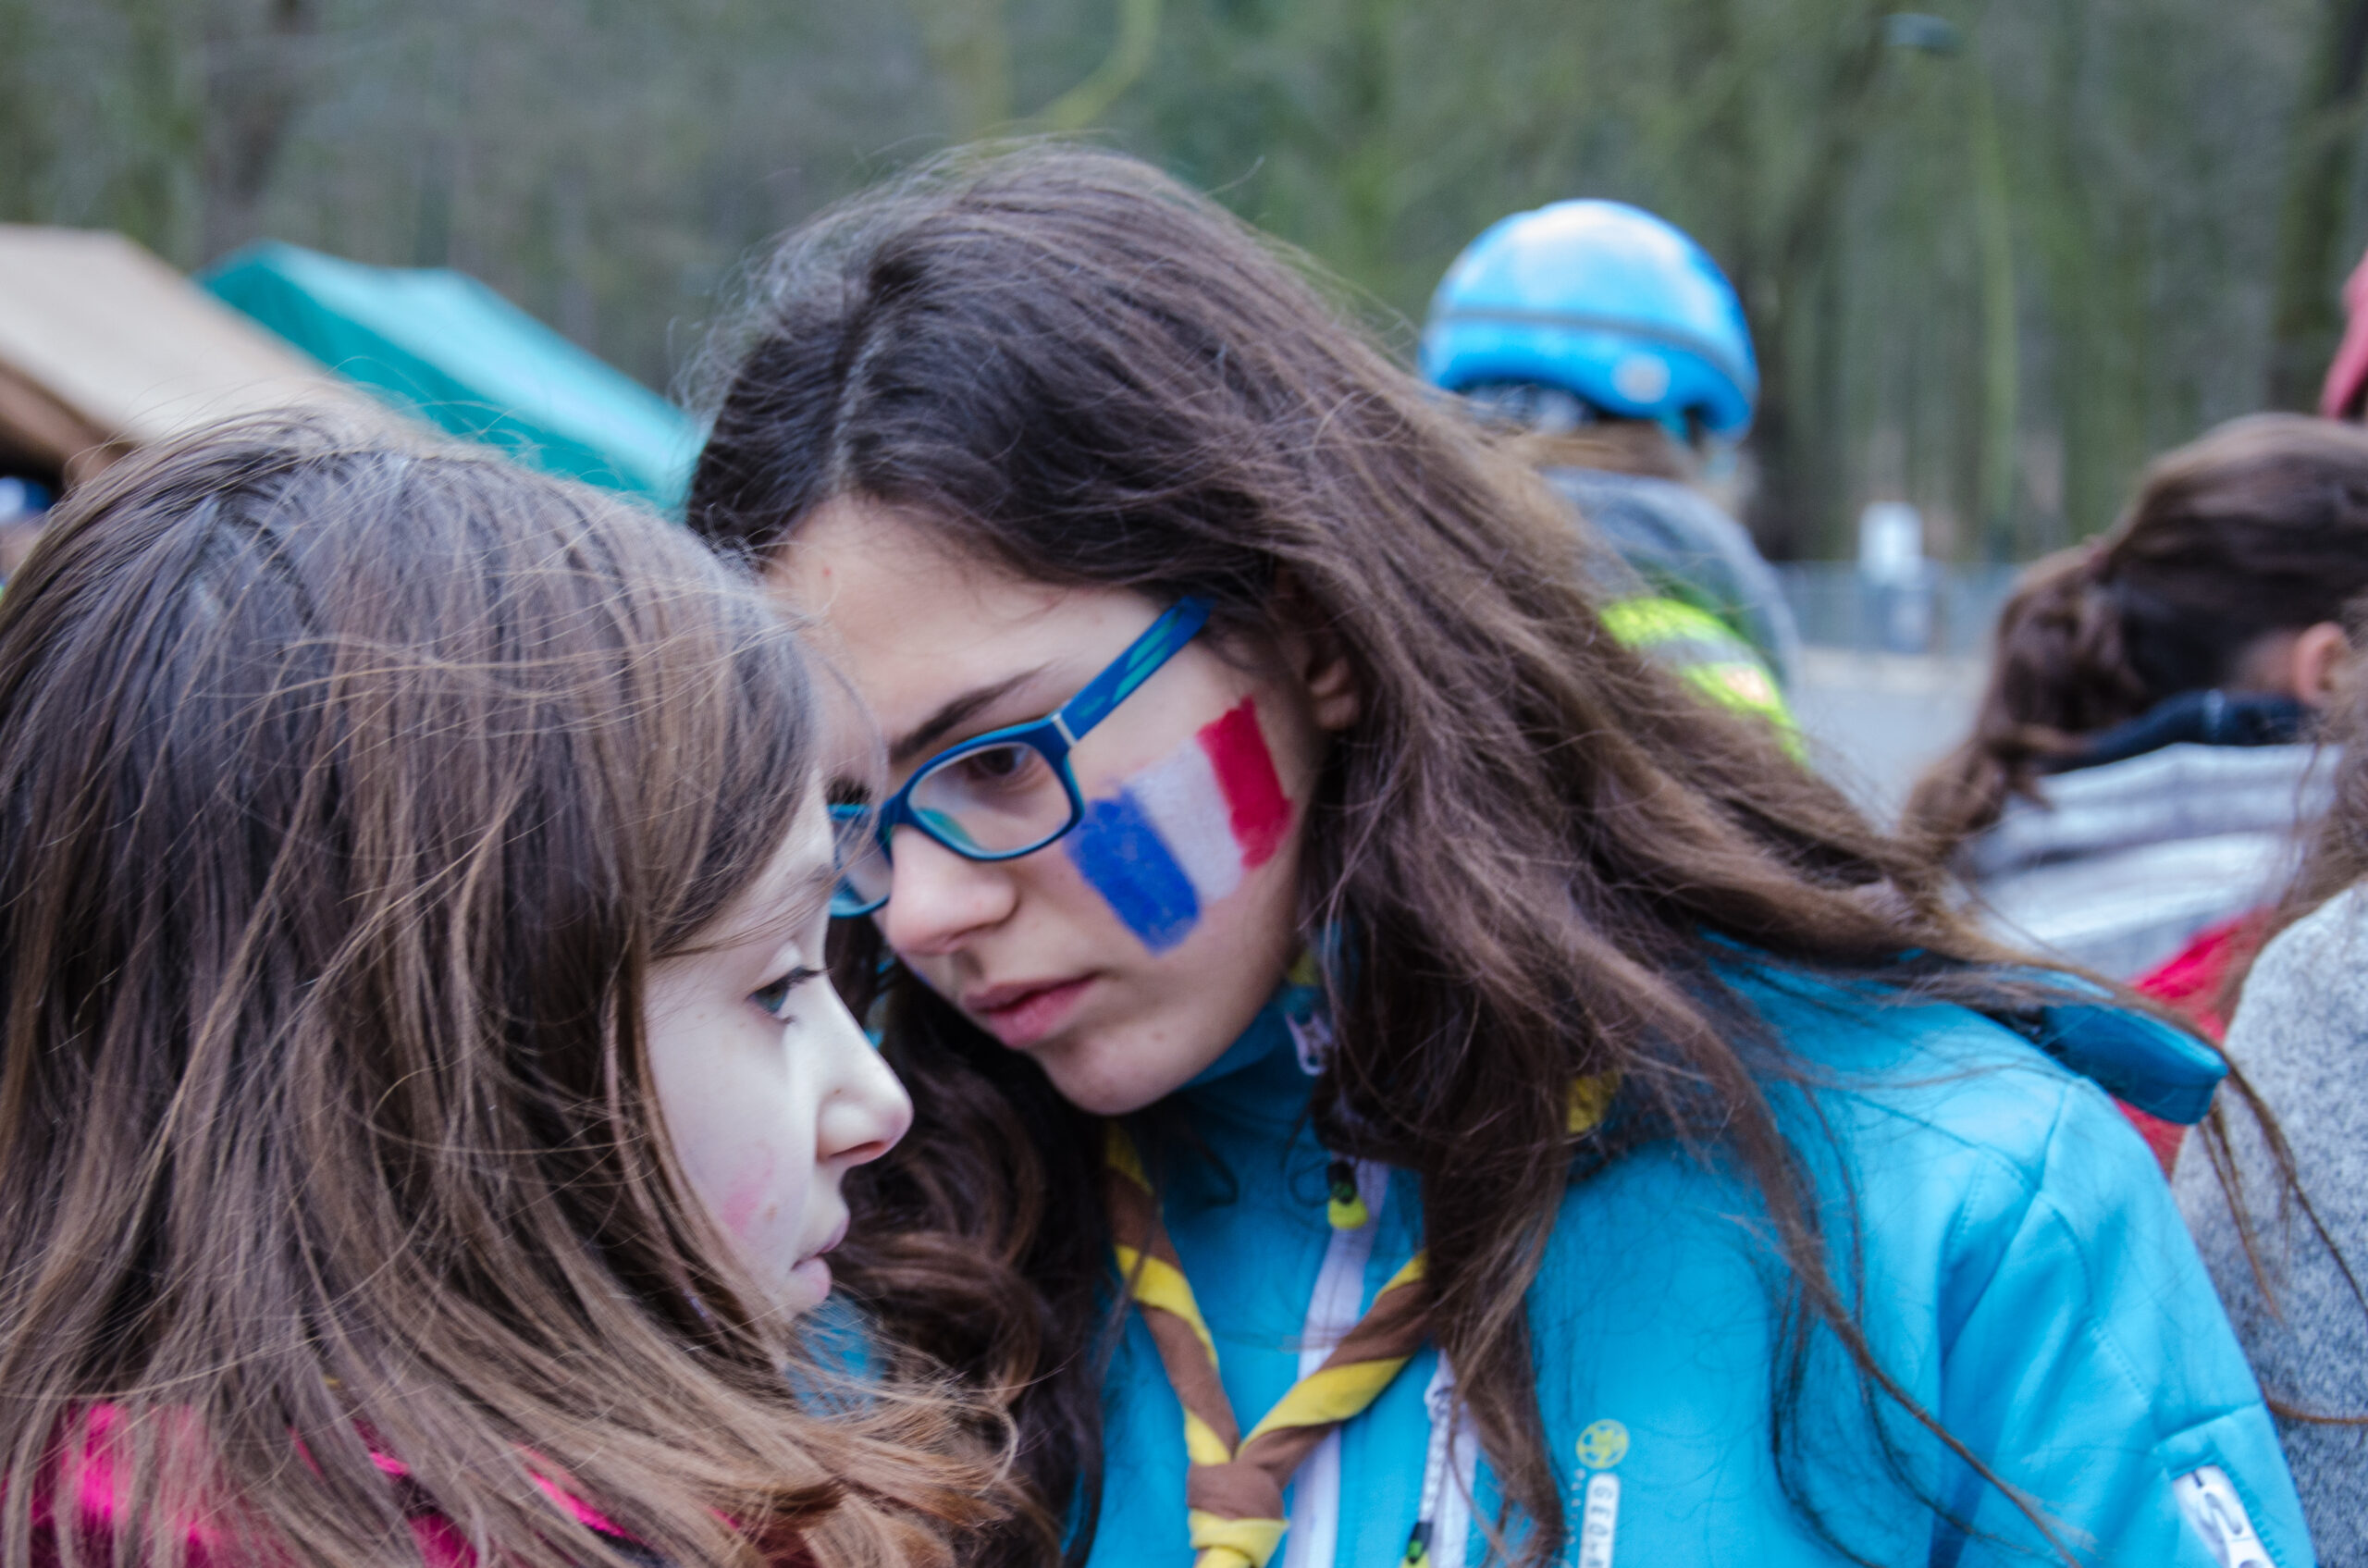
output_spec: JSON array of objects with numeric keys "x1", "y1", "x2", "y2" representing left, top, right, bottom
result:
[
  {"x1": 1288, "y1": 950, "x2": 1322, "y2": 988},
  {"x1": 1109, "y1": 1130, "x2": 1425, "y2": 1568},
  {"x1": 1703, "y1": 661, "x2": 1778, "y2": 710},
  {"x1": 1189, "y1": 1510, "x2": 1289, "y2": 1568},
  {"x1": 1246, "y1": 1354, "x2": 1415, "y2": 1440},
  {"x1": 1183, "y1": 1410, "x2": 1233, "y2": 1466},
  {"x1": 1599, "y1": 595, "x2": 1736, "y2": 649},
  {"x1": 1238, "y1": 1255, "x2": 1428, "y2": 1439},
  {"x1": 1680, "y1": 661, "x2": 1803, "y2": 739},
  {"x1": 1602, "y1": 595, "x2": 1803, "y2": 753},
  {"x1": 1326, "y1": 1159, "x2": 1370, "y2": 1230},
  {"x1": 1106, "y1": 1123, "x2": 1151, "y2": 1191},
  {"x1": 1574, "y1": 1417, "x2": 1631, "y2": 1470},
  {"x1": 1114, "y1": 1244, "x2": 1219, "y2": 1362},
  {"x1": 1567, "y1": 1072, "x2": 1618, "y2": 1135}
]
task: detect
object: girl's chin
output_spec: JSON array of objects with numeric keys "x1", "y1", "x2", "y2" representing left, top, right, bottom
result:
[{"x1": 1033, "y1": 1033, "x2": 1221, "y2": 1117}]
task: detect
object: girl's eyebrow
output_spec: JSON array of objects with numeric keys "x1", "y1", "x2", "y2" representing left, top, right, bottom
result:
[
  {"x1": 888, "y1": 666, "x2": 1049, "y2": 766},
  {"x1": 782, "y1": 858, "x2": 836, "y2": 930},
  {"x1": 735, "y1": 857, "x2": 836, "y2": 952}
]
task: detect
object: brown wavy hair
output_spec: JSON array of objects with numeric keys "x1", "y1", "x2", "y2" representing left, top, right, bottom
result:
[
  {"x1": 0, "y1": 419, "x2": 1004, "y2": 1568},
  {"x1": 691, "y1": 147, "x2": 2103, "y2": 1565},
  {"x1": 1906, "y1": 413, "x2": 2368, "y2": 858}
]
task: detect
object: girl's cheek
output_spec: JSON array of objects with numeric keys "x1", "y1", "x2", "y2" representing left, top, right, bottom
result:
[
  {"x1": 711, "y1": 1145, "x2": 780, "y2": 1239},
  {"x1": 1059, "y1": 697, "x2": 1291, "y2": 955}
]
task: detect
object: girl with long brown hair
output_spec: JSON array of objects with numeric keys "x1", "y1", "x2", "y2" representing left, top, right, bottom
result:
[
  {"x1": 691, "y1": 148, "x2": 2305, "y2": 1566},
  {"x1": 1906, "y1": 415, "x2": 2368, "y2": 1003},
  {"x1": 0, "y1": 418, "x2": 1003, "y2": 1567}
]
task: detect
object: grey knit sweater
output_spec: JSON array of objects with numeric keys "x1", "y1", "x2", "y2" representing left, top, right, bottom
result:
[{"x1": 2176, "y1": 883, "x2": 2368, "y2": 1562}]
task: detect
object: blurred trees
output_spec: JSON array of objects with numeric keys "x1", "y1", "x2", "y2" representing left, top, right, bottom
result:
[
  {"x1": 2270, "y1": 0, "x2": 2368, "y2": 409},
  {"x1": 0, "y1": 0, "x2": 2357, "y2": 557}
]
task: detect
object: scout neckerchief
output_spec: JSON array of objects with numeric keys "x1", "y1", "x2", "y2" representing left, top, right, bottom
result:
[
  {"x1": 1105, "y1": 976, "x2": 1619, "y2": 1568},
  {"x1": 1104, "y1": 1124, "x2": 1429, "y2": 1568}
]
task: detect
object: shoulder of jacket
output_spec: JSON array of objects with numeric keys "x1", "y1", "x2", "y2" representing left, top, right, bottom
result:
[{"x1": 1734, "y1": 969, "x2": 2089, "y2": 1153}]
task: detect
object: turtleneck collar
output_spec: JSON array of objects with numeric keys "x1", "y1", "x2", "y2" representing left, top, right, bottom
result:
[
  {"x1": 1173, "y1": 972, "x2": 1328, "y2": 1134},
  {"x1": 2043, "y1": 687, "x2": 2312, "y2": 774}
]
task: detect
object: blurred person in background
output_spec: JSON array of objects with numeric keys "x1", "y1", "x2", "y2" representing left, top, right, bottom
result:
[
  {"x1": 2318, "y1": 241, "x2": 2368, "y2": 423},
  {"x1": 1423, "y1": 199, "x2": 1801, "y2": 740},
  {"x1": 2174, "y1": 639, "x2": 2368, "y2": 1559},
  {"x1": 1906, "y1": 415, "x2": 2368, "y2": 1018},
  {"x1": 0, "y1": 476, "x2": 48, "y2": 587}
]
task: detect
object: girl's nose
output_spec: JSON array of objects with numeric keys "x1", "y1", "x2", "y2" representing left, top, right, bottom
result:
[
  {"x1": 813, "y1": 989, "x2": 912, "y2": 1168},
  {"x1": 877, "y1": 827, "x2": 1020, "y2": 955}
]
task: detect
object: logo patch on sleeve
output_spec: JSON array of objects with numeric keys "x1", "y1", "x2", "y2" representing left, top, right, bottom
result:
[{"x1": 1573, "y1": 1419, "x2": 1628, "y2": 1471}]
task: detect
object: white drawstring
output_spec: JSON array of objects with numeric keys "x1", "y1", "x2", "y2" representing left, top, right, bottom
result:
[
  {"x1": 1403, "y1": 1357, "x2": 1474, "y2": 1568},
  {"x1": 1280, "y1": 1156, "x2": 1389, "y2": 1568}
]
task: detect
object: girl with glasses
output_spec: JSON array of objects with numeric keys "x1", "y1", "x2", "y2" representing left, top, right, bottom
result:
[
  {"x1": 691, "y1": 149, "x2": 2306, "y2": 1567},
  {"x1": 0, "y1": 418, "x2": 1000, "y2": 1568}
]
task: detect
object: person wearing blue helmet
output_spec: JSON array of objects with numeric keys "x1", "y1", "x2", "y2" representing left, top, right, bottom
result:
[{"x1": 1424, "y1": 200, "x2": 1802, "y2": 732}]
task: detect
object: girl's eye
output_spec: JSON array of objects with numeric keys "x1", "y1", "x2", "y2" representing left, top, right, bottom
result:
[
  {"x1": 944, "y1": 742, "x2": 1049, "y2": 795},
  {"x1": 751, "y1": 967, "x2": 823, "y2": 1020}
]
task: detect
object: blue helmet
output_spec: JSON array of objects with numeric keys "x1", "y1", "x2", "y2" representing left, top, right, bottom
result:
[{"x1": 1422, "y1": 200, "x2": 1758, "y2": 441}]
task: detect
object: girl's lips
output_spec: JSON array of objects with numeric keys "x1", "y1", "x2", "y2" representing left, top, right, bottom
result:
[
  {"x1": 788, "y1": 1217, "x2": 848, "y2": 1301},
  {"x1": 963, "y1": 975, "x2": 1093, "y2": 1047},
  {"x1": 804, "y1": 1215, "x2": 848, "y2": 1261}
]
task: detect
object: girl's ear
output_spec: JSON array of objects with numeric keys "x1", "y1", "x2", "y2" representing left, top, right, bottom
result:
[
  {"x1": 1273, "y1": 570, "x2": 1360, "y2": 732},
  {"x1": 2290, "y1": 620, "x2": 2350, "y2": 708}
]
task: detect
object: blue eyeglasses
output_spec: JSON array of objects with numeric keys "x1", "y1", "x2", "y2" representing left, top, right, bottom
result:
[{"x1": 829, "y1": 597, "x2": 1213, "y2": 917}]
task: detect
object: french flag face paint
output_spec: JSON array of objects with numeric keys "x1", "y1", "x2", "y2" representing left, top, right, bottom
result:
[{"x1": 1064, "y1": 698, "x2": 1293, "y2": 953}]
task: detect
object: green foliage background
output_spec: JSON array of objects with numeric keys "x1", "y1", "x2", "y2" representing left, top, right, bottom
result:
[{"x1": 4, "y1": 0, "x2": 2363, "y2": 557}]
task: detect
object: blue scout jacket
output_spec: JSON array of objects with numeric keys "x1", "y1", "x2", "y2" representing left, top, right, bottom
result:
[{"x1": 1085, "y1": 967, "x2": 2311, "y2": 1567}]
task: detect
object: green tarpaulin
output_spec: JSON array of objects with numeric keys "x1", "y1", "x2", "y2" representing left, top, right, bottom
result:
[{"x1": 201, "y1": 241, "x2": 699, "y2": 512}]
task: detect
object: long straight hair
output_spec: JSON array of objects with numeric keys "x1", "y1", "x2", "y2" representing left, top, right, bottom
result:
[
  {"x1": 691, "y1": 147, "x2": 2090, "y2": 1566},
  {"x1": 0, "y1": 419, "x2": 1003, "y2": 1568},
  {"x1": 1906, "y1": 413, "x2": 2368, "y2": 857}
]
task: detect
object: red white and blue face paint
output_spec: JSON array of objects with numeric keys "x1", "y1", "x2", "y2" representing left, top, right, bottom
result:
[{"x1": 1063, "y1": 698, "x2": 1292, "y2": 953}]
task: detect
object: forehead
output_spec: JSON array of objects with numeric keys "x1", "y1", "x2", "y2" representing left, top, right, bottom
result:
[
  {"x1": 704, "y1": 787, "x2": 835, "y2": 946},
  {"x1": 774, "y1": 498, "x2": 1156, "y2": 731}
]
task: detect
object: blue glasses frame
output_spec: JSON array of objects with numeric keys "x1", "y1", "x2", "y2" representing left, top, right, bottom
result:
[{"x1": 829, "y1": 597, "x2": 1214, "y2": 916}]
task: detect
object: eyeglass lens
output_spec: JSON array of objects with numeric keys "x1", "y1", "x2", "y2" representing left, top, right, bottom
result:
[
  {"x1": 908, "y1": 741, "x2": 1072, "y2": 854},
  {"x1": 832, "y1": 740, "x2": 1080, "y2": 914},
  {"x1": 832, "y1": 808, "x2": 892, "y2": 913}
]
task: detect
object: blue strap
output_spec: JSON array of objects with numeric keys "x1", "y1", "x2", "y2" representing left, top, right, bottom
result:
[
  {"x1": 2032, "y1": 1003, "x2": 2226, "y2": 1125},
  {"x1": 1989, "y1": 970, "x2": 2228, "y2": 1124}
]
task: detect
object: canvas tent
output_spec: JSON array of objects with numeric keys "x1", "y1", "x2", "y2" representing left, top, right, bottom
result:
[
  {"x1": 203, "y1": 242, "x2": 699, "y2": 512},
  {"x1": 0, "y1": 227, "x2": 378, "y2": 484}
]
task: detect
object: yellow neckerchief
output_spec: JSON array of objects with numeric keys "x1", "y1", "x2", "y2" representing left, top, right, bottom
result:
[
  {"x1": 1104, "y1": 1075, "x2": 1615, "y2": 1568},
  {"x1": 1105, "y1": 1124, "x2": 1426, "y2": 1568}
]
